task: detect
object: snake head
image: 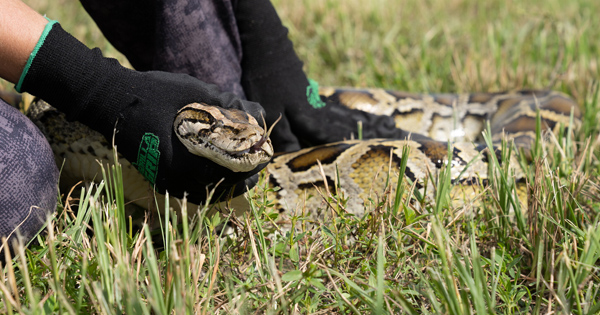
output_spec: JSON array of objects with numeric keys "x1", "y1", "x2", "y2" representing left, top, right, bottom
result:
[{"x1": 174, "y1": 103, "x2": 274, "y2": 172}]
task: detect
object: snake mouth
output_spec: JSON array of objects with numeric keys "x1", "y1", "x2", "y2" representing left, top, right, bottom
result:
[
  {"x1": 231, "y1": 136, "x2": 269, "y2": 157},
  {"x1": 226, "y1": 138, "x2": 270, "y2": 159},
  {"x1": 198, "y1": 136, "x2": 273, "y2": 172},
  {"x1": 176, "y1": 129, "x2": 273, "y2": 172}
]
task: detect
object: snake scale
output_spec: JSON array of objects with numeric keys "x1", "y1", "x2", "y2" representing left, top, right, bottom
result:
[{"x1": 24, "y1": 88, "x2": 580, "y2": 221}]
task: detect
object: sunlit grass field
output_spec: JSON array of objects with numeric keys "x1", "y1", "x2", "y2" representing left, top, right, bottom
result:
[{"x1": 2, "y1": 0, "x2": 600, "y2": 313}]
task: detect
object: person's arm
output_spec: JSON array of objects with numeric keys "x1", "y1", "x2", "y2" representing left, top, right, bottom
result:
[
  {"x1": 0, "y1": 0, "x2": 267, "y2": 204},
  {"x1": 0, "y1": 0, "x2": 47, "y2": 83}
]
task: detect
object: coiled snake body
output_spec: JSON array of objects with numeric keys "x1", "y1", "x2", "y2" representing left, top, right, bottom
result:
[
  {"x1": 267, "y1": 89, "x2": 579, "y2": 217},
  {"x1": 26, "y1": 88, "x2": 580, "y2": 219}
]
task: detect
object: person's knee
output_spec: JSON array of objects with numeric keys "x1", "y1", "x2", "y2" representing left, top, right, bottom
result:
[{"x1": 0, "y1": 101, "x2": 58, "y2": 252}]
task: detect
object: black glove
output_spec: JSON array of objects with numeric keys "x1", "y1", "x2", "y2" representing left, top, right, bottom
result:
[
  {"x1": 235, "y1": 0, "x2": 411, "y2": 151},
  {"x1": 16, "y1": 22, "x2": 266, "y2": 204}
]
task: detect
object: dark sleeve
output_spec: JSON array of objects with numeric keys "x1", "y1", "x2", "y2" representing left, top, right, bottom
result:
[
  {"x1": 235, "y1": 0, "x2": 411, "y2": 150},
  {"x1": 234, "y1": 0, "x2": 305, "y2": 151}
]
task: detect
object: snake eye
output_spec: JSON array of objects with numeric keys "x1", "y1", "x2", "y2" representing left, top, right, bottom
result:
[{"x1": 213, "y1": 120, "x2": 224, "y2": 128}]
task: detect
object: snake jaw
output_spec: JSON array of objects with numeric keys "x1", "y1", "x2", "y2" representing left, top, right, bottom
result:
[
  {"x1": 174, "y1": 103, "x2": 274, "y2": 172},
  {"x1": 251, "y1": 136, "x2": 269, "y2": 153}
]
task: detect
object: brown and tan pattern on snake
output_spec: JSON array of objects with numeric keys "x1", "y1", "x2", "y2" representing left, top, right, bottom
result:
[
  {"x1": 320, "y1": 88, "x2": 579, "y2": 144},
  {"x1": 27, "y1": 88, "x2": 580, "y2": 218},
  {"x1": 265, "y1": 89, "x2": 579, "y2": 217}
]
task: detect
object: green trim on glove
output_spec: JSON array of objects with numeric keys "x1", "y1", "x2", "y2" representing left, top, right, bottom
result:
[
  {"x1": 306, "y1": 78, "x2": 326, "y2": 109},
  {"x1": 15, "y1": 18, "x2": 58, "y2": 93}
]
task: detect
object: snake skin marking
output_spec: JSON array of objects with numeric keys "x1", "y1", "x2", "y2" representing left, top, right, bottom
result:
[
  {"x1": 265, "y1": 138, "x2": 525, "y2": 217},
  {"x1": 174, "y1": 103, "x2": 274, "y2": 172},
  {"x1": 258, "y1": 89, "x2": 579, "y2": 217}
]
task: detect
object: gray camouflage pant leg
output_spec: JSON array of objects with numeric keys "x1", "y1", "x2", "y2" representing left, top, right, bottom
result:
[{"x1": 0, "y1": 100, "x2": 58, "y2": 250}]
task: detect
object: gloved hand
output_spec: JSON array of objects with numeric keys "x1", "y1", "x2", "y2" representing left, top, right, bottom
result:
[
  {"x1": 235, "y1": 0, "x2": 411, "y2": 151},
  {"x1": 16, "y1": 21, "x2": 266, "y2": 204}
]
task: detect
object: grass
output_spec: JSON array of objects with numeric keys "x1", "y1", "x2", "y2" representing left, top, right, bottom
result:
[{"x1": 2, "y1": 0, "x2": 600, "y2": 313}]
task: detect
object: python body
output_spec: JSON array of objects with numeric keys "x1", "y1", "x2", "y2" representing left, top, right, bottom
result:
[
  {"x1": 27, "y1": 88, "x2": 580, "y2": 218},
  {"x1": 267, "y1": 89, "x2": 579, "y2": 217}
]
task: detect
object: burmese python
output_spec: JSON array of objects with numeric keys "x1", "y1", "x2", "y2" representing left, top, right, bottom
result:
[{"x1": 24, "y1": 88, "x2": 580, "y2": 219}]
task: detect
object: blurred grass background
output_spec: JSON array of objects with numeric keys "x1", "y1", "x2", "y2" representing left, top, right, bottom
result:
[
  {"x1": 276, "y1": 0, "x2": 599, "y2": 99},
  {"x1": 2, "y1": 0, "x2": 598, "y2": 104}
]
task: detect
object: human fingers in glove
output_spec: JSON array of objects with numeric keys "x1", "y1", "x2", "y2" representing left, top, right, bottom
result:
[
  {"x1": 235, "y1": 0, "x2": 412, "y2": 151},
  {"x1": 1, "y1": 1, "x2": 266, "y2": 205}
]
